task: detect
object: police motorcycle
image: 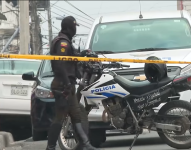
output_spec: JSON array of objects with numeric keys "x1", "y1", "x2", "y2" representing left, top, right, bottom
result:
[{"x1": 60, "y1": 50, "x2": 191, "y2": 150}]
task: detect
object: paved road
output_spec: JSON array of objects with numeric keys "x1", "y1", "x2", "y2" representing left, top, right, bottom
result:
[{"x1": 4, "y1": 132, "x2": 189, "y2": 150}]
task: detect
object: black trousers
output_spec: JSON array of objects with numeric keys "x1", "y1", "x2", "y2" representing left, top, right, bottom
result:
[
  {"x1": 47, "y1": 78, "x2": 81, "y2": 147},
  {"x1": 51, "y1": 77, "x2": 81, "y2": 123},
  {"x1": 52, "y1": 85, "x2": 81, "y2": 124}
]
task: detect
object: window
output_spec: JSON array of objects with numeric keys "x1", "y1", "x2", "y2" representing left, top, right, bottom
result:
[
  {"x1": 42, "y1": 60, "x2": 52, "y2": 75},
  {"x1": 0, "y1": 60, "x2": 41, "y2": 75},
  {"x1": 90, "y1": 18, "x2": 191, "y2": 53}
]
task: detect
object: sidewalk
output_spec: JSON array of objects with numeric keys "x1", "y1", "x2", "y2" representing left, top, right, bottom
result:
[{"x1": 0, "y1": 132, "x2": 24, "y2": 150}]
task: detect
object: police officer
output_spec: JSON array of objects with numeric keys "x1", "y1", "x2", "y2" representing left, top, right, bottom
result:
[{"x1": 46, "y1": 16, "x2": 99, "y2": 150}]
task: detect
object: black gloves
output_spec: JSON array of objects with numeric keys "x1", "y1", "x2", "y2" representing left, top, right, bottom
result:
[
  {"x1": 62, "y1": 83, "x2": 73, "y2": 97},
  {"x1": 80, "y1": 49, "x2": 98, "y2": 58},
  {"x1": 80, "y1": 49, "x2": 90, "y2": 57}
]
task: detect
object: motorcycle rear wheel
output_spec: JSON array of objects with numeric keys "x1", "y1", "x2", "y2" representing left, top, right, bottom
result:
[{"x1": 157, "y1": 100, "x2": 191, "y2": 149}]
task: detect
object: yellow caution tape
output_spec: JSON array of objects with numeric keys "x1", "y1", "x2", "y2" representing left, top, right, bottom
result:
[{"x1": 0, "y1": 54, "x2": 191, "y2": 64}]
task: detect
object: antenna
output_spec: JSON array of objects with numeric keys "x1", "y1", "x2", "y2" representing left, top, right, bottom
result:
[
  {"x1": 139, "y1": 0, "x2": 143, "y2": 19},
  {"x1": 78, "y1": 38, "x2": 81, "y2": 53}
]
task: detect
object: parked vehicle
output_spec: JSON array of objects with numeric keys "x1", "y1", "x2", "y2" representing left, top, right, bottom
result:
[
  {"x1": 59, "y1": 9, "x2": 191, "y2": 149},
  {"x1": 0, "y1": 58, "x2": 41, "y2": 131},
  {"x1": 22, "y1": 54, "x2": 107, "y2": 147},
  {"x1": 65, "y1": 55, "x2": 191, "y2": 150},
  {"x1": 81, "y1": 9, "x2": 191, "y2": 143},
  {"x1": 23, "y1": 9, "x2": 191, "y2": 148}
]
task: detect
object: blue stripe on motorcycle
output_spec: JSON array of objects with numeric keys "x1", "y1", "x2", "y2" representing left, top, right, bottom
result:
[
  {"x1": 86, "y1": 96, "x2": 105, "y2": 99},
  {"x1": 101, "y1": 92, "x2": 115, "y2": 98}
]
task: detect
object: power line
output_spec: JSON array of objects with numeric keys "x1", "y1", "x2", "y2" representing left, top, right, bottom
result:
[
  {"x1": 64, "y1": 0, "x2": 94, "y2": 20},
  {"x1": 51, "y1": 11, "x2": 91, "y2": 29},
  {"x1": 50, "y1": 0, "x2": 59, "y2": 8},
  {"x1": 40, "y1": 8, "x2": 93, "y2": 26},
  {"x1": 52, "y1": 4, "x2": 94, "y2": 22},
  {"x1": 39, "y1": 13, "x2": 60, "y2": 31},
  {"x1": 51, "y1": 6, "x2": 92, "y2": 25}
]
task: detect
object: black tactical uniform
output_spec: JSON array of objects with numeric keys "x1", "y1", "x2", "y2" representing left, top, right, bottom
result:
[{"x1": 46, "y1": 16, "x2": 99, "y2": 150}]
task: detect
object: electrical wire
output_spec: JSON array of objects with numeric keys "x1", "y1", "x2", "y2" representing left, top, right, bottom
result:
[
  {"x1": 64, "y1": 0, "x2": 94, "y2": 20},
  {"x1": 39, "y1": 13, "x2": 60, "y2": 31},
  {"x1": 40, "y1": 17, "x2": 55, "y2": 24},
  {"x1": 90, "y1": 10, "x2": 126, "y2": 16},
  {"x1": 40, "y1": 8, "x2": 93, "y2": 26},
  {"x1": 50, "y1": 0, "x2": 59, "y2": 8},
  {"x1": 148, "y1": 2, "x2": 160, "y2": 11},
  {"x1": 51, "y1": 7, "x2": 92, "y2": 25},
  {"x1": 52, "y1": 4, "x2": 94, "y2": 22},
  {"x1": 51, "y1": 11, "x2": 91, "y2": 29}
]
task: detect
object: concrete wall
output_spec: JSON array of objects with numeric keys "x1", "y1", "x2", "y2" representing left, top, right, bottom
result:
[
  {"x1": 0, "y1": 1, "x2": 19, "y2": 53},
  {"x1": 0, "y1": 0, "x2": 18, "y2": 29}
]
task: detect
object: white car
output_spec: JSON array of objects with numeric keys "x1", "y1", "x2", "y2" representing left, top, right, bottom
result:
[
  {"x1": 0, "y1": 58, "x2": 41, "y2": 115},
  {"x1": 76, "y1": 10, "x2": 191, "y2": 146}
]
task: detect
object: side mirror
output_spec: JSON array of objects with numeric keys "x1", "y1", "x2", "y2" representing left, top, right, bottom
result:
[{"x1": 22, "y1": 71, "x2": 36, "y2": 81}]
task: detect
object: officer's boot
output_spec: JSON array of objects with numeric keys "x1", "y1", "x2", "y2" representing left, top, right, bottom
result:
[
  {"x1": 46, "y1": 146, "x2": 56, "y2": 150},
  {"x1": 75, "y1": 121, "x2": 89, "y2": 150},
  {"x1": 73, "y1": 123, "x2": 100, "y2": 150},
  {"x1": 46, "y1": 123, "x2": 62, "y2": 150}
]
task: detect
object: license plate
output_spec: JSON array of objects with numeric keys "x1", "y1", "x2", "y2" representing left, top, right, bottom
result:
[{"x1": 11, "y1": 86, "x2": 28, "y2": 96}]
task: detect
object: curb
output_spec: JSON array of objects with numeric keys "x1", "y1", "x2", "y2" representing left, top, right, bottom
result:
[{"x1": 0, "y1": 132, "x2": 24, "y2": 150}]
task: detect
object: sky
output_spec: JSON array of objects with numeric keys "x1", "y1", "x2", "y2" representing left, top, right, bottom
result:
[{"x1": 39, "y1": 1, "x2": 178, "y2": 50}]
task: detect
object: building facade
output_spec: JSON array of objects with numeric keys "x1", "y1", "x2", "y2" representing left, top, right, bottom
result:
[{"x1": 0, "y1": 0, "x2": 19, "y2": 53}]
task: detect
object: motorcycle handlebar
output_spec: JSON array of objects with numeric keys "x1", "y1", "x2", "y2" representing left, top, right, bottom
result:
[
  {"x1": 121, "y1": 64, "x2": 130, "y2": 68},
  {"x1": 81, "y1": 62, "x2": 130, "y2": 72},
  {"x1": 81, "y1": 50, "x2": 130, "y2": 68},
  {"x1": 102, "y1": 63, "x2": 130, "y2": 69}
]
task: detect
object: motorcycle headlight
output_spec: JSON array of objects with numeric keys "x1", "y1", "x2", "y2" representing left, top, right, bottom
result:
[
  {"x1": 35, "y1": 86, "x2": 54, "y2": 98},
  {"x1": 180, "y1": 64, "x2": 191, "y2": 75}
]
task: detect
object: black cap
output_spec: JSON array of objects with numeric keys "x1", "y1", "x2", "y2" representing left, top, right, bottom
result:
[
  {"x1": 61, "y1": 16, "x2": 79, "y2": 39},
  {"x1": 73, "y1": 19, "x2": 79, "y2": 26},
  {"x1": 64, "y1": 16, "x2": 79, "y2": 26}
]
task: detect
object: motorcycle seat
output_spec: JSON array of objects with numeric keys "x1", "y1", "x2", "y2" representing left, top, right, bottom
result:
[{"x1": 114, "y1": 75, "x2": 176, "y2": 95}]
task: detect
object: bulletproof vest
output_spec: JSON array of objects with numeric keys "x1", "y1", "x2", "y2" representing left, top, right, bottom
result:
[
  {"x1": 50, "y1": 34, "x2": 72, "y2": 55},
  {"x1": 50, "y1": 34, "x2": 82, "y2": 79}
]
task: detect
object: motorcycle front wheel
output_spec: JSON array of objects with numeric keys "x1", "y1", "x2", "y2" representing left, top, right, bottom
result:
[
  {"x1": 157, "y1": 100, "x2": 191, "y2": 149},
  {"x1": 58, "y1": 103, "x2": 89, "y2": 150}
]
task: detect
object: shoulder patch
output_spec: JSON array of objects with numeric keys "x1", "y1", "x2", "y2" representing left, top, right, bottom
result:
[
  {"x1": 61, "y1": 42, "x2": 68, "y2": 47},
  {"x1": 61, "y1": 48, "x2": 66, "y2": 52}
]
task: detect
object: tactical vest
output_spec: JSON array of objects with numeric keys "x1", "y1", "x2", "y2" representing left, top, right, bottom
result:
[
  {"x1": 50, "y1": 34, "x2": 71, "y2": 55},
  {"x1": 50, "y1": 33, "x2": 81, "y2": 79}
]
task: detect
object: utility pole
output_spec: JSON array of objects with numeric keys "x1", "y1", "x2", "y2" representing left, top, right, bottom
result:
[
  {"x1": 19, "y1": 1, "x2": 30, "y2": 54},
  {"x1": 30, "y1": 0, "x2": 41, "y2": 54},
  {"x1": 47, "y1": 0, "x2": 53, "y2": 46}
]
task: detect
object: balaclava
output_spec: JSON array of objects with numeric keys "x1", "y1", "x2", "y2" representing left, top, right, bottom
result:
[{"x1": 60, "y1": 16, "x2": 79, "y2": 40}]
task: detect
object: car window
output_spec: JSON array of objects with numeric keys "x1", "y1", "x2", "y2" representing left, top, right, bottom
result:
[
  {"x1": 0, "y1": 60, "x2": 41, "y2": 75},
  {"x1": 90, "y1": 18, "x2": 191, "y2": 52},
  {"x1": 42, "y1": 60, "x2": 52, "y2": 74},
  {"x1": 39, "y1": 60, "x2": 53, "y2": 77}
]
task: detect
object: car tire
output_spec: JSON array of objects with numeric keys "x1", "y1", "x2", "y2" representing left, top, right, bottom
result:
[
  {"x1": 89, "y1": 129, "x2": 106, "y2": 147},
  {"x1": 32, "y1": 128, "x2": 47, "y2": 141}
]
